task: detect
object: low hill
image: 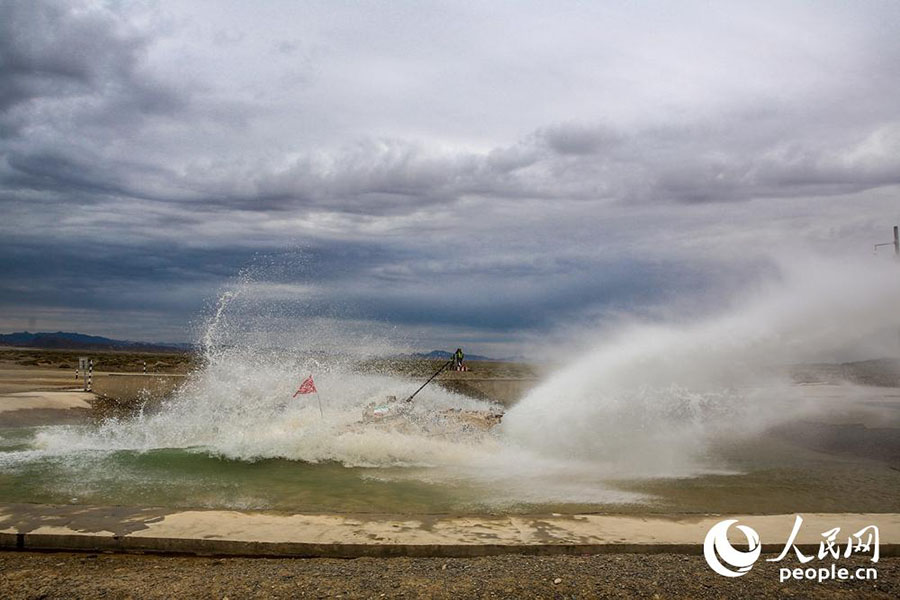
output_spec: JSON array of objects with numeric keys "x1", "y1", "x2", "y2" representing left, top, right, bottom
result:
[{"x1": 0, "y1": 331, "x2": 189, "y2": 353}]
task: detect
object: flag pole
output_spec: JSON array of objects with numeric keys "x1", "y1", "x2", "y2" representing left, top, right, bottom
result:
[
  {"x1": 315, "y1": 390, "x2": 323, "y2": 418},
  {"x1": 403, "y1": 358, "x2": 452, "y2": 403}
]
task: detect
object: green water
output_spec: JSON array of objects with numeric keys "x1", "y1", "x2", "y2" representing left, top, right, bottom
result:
[
  {"x1": 0, "y1": 426, "x2": 491, "y2": 513},
  {"x1": 2, "y1": 423, "x2": 899, "y2": 515}
]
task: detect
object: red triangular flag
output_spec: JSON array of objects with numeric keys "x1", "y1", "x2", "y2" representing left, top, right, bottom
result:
[{"x1": 293, "y1": 375, "x2": 317, "y2": 397}]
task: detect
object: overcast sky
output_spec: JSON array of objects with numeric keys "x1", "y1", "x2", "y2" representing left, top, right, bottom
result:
[{"x1": 1, "y1": 0, "x2": 899, "y2": 355}]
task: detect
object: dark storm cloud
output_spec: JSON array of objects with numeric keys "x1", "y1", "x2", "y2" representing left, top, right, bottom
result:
[
  {"x1": 344, "y1": 259, "x2": 721, "y2": 332},
  {"x1": 0, "y1": 0, "x2": 124, "y2": 112},
  {"x1": 145, "y1": 96, "x2": 900, "y2": 214},
  {"x1": 4, "y1": 149, "x2": 134, "y2": 197},
  {"x1": 3, "y1": 3, "x2": 897, "y2": 214},
  {"x1": 1, "y1": 206, "x2": 725, "y2": 338},
  {"x1": 1, "y1": 147, "x2": 186, "y2": 205},
  {"x1": 2, "y1": 1, "x2": 900, "y2": 351},
  {"x1": 536, "y1": 123, "x2": 623, "y2": 156},
  {"x1": 6, "y1": 113, "x2": 899, "y2": 216},
  {"x1": 0, "y1": 231, "x2": 430, "y2": 321},
  {"x1": 0, "y1": 0, "x2": 183, "y2": 124},
  {"x1": 0, "y1": 238, "x2": 247, "y2": 312},
  {"x1": 0, "y1": 0, "x2": 191, "y2": 205},
  {"x1": 524, "y1": 117, "x2": 900, "y2": 205}
]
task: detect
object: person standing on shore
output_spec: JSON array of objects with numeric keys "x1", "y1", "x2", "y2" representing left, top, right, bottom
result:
[{"x1": 453, "y1": 348, "x2": 465, "y2": 371}]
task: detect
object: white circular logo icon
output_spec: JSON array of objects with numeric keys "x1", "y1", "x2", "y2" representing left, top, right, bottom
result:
[{"x1": 704, "y1": 519, "x2": 762, "y2": 577}]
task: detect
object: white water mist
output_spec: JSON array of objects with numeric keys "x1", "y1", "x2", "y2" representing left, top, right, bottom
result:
[{"x1": 502, "y1": 255, "x2": 900, "y2": 476}]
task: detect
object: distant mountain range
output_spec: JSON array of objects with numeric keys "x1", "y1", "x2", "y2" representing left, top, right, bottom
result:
[
  {"x1": 0, "y1": 331, "x2": 516, "y2": 361},
  {"x1": 0, "y1": 331, "x2": 190, "y2": 352}
]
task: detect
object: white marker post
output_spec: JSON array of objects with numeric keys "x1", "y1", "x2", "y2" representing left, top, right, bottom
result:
[{"x1": 78, "y1": 357, "x2": 88, "y2": 391}]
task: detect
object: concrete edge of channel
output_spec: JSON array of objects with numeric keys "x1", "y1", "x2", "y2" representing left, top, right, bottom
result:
[{"x1": 1, "y1": 533, "x2": 898, "y2": 559}]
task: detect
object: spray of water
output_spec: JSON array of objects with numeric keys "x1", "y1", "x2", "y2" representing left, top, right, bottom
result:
[
  {"x1": 32, "y1": 273, "x2": 502, "y2": 469},
  {"x1": 502, "y1": 254, "x2": 900, "y2": 477}
]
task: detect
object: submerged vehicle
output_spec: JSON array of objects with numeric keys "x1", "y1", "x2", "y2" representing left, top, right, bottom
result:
[
  {"x1": 357, "y1": 395, "x2": 503, "y2": 435},
  {"x1": 353, "y1": 352, "x2": 503, "y2": 435}
]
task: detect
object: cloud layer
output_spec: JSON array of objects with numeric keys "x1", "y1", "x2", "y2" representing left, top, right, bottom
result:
[{"x1": 2, "y1": 0, "x2": 899, "y2": 353}]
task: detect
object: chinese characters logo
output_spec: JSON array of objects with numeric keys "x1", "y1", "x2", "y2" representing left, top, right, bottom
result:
[{"x1": 703, "y1": 516, "x2": 879, "y2": 578}]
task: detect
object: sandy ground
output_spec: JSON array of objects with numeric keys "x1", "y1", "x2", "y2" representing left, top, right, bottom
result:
[
  {"x1": 0, "y1": 365, "x2": 95, "y2": 426},
  {"x1": 0, "y1": 368, "x2": 94, "y2": 426},
  {"x1": 0, "y1": 362, "x2": 180, "y2": 425},
  {"x1": 0, "y1": 366, "x2": 84, "y2": 395},
  {"x1": 0, "y1": 391, "x2": 93, "y2": 413},
  {"x1": 0, "y1": 551, "x2": 896, "y2": 599}
]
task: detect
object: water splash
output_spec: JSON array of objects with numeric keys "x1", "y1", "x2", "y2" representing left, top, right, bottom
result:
[
  {"x1": 34, "y1": 353, "x2": 497, "y2": 467},
  {"x1": 502, "y1": 255, "x2": 900, "y2": 476},
  {"x1": 201, "y1": 289, "x2": 238, "y2": 362},
  {"x1": 33, "y1": 273, "x2": 503, "y2": 469}
]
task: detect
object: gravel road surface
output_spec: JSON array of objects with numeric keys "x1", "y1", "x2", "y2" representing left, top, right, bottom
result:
[{"x1": 1, "y1": 551, "x2": 896, "y2": 599}]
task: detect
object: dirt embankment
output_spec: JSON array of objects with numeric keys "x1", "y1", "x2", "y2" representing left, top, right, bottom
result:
[{"x1": 0, "y1": 347, "x2": 194, "y2": 374}]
